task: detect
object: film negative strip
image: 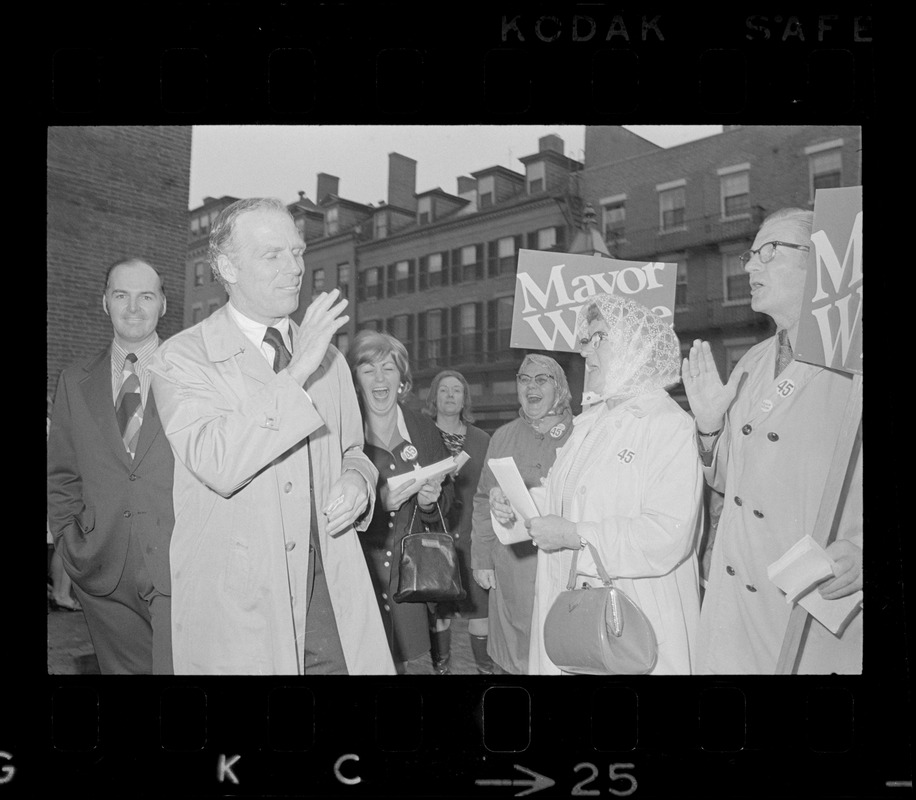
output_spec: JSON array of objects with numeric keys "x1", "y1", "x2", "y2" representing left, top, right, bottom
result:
[{"x1": 29, "y1": 4, "x2": 907, "y2": 799}]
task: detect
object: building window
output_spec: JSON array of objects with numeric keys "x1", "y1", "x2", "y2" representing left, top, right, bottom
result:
[
  {"x1": 387, "y1": 314, "x2": 414, "y2": 359},
  {"x1": 719, "y1": 167, "x2": 750, "y2": 219},
  {"x1": 488, "y1": 236, "x2": 519, "y2": 277},
  {"x1": 418, "y1": 196, "x2": 432, "y2": 225},
  {"x1": 359, "y1": 266, "x2": 382, "y2": 301},
  {"x1": 527, "y1": 161, "x2": 545, "y2": 194},
  {"x1": 199, "y1": 214, "x2": 209, "y2": 236},
  {"x1": 326, "y1": 207, "x2": 339, "y2": 236},
  {"x1": 418, "y1": 308, "x2": 447, "y2": 369},
  {"x1": 722, "y1": 251, "x2": 750, "y2": 304},
  {"x1": 806, "y1": 141, "x2": 844, "y2": 200},
  {"x1": 191, "y1": 303, "x2": 203, "y2": 325},
  {"x1": 658, "y1": 183, "x2": 686, "y2": 232},
  {"x1": 360, "y1": 319, "x2": 383, "y2": 332},
  {"x1": 313, "y1": 268, "x2": 325, "y2": 293},
  {"x1": 537, "y1": 227, "x2": 557, "y2": 250},
  {"x1": 675, "y1": 262, "x2": 688, "y2": 309},
  {"x1": 478, "y1": 175, "x2": 494, "y2": 208},
  {"x1": 337, "y1": 263, "x2": 350, "y2": 299},
  {"x1": 387, "y1": 260, "x2": 414, "y2": 296},
  {"x1": 487, "y1": 296, "x2": 514, "y2": 360},
  {"x1": 375, "y1": 210, "x2": 388, "y2": 239},
  {"x1": 452, "y1": 244, "x2": 482, "y2": 283},
  {"x1": 194, "y1": 261, "x2": 206, "y2": 287},
  {"x1": 420, "y1": 252, "x2": 445, "y2": 290},
  {"x1": 601, "y1": 196, "x2": 627, "y2": 242},
  {"x1": 334, "y1": 332, "x2": 349, "y2": 356},
  {"x1": 207, "y1": 298, "x2": 221, "y2": 317},
  {"x1": 190, "y1": 216, "x2": 200, "y2": 237},
  {"x1": 295, "y1": 217, "x2": 306, "y2": 239},
  {"x1": 451, "y1": 302, "x2": 483, "y2": 362}
]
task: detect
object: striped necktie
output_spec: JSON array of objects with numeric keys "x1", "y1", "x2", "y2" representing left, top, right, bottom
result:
[
  {"x1": 775, "y1": 329, "x2": 793, "y2": 378},
  {"x1": 263, "y1": 326, "x2": 292, "y2": 372},
  {"x1": 116, "y1": 353, "x2": 143, "y2": 458}
]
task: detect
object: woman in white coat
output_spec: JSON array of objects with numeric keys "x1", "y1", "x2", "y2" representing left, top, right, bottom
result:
[{"x1": 492, "y1": 294, "x2": 703, "y2": 674}]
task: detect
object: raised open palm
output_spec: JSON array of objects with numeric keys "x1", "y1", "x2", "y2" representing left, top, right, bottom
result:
[{"x1": 681, "y1": 339, "x2": 739, "y2": 432}]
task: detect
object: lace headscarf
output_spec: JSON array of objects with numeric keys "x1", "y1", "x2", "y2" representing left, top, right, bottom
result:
[
  {"x1": 517, "y1": 353, "x2": 572, "y2": 420},
  {"x1": 577, "y1": 293, "x2": 681, "y2": 406}
]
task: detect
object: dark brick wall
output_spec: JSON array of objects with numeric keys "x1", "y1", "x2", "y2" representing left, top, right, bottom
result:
[{"x1": 47, "y1": 126, "x2": 192, "y2": 399}]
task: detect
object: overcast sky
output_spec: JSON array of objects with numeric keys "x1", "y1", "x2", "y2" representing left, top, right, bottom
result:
[{"x1": 188, "y1": 125, "x2": 723, "y2": 211}]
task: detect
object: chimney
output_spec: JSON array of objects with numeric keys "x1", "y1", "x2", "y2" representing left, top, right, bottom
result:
[
  {"x1": 456, "y1": 176, "x2": 476, "y2": 196},
  {"x1": 316, "y1": 173, "x2": 339, "y2": 203},
  {"x1": 538, "y1": 134, "x2": 564, "y2": 154},
  {"x1": 387, "y1": 153, "x2": 417, "y2": 212}
]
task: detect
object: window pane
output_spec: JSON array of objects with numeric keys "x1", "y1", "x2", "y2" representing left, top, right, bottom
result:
[
  {"x1": 660, "y1": 188, "x2": 685, "y2": 230},
  {"x1": 461, "y1": 245, "x2": 477, "y2": 265},
  {"x1": 724, "y1": 253, "x2": 750, "y2": 301},
  {"x1": 498, "y1": 237, "x2": 515, "y2": 258},
  {"x1": 813, "y1": 172, "x2": 842, "y2": 191},
  {"x1": 721, "y1": 172, "x2": 749, "y2": 196},
  {"x1": 537, "y1": 228, "x2": 556, "y2": 250}
]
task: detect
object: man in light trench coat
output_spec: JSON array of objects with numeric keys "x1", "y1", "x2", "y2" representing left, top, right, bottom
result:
[
  {"x1": 682, "y1": 207, "x2": 862, "y2": 674},
  {"x1": 150, "y1": 197, "x2": 395, "y2": 675}
]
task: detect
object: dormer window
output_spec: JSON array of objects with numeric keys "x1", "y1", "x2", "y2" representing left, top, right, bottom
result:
[
  {"x1": 418, "y1": 196, "x2": 432, "y2": 225},
  {"x1": 326, "y1": 207, "x2": 339, "y2": 236},
  {"x1": 375, "y1": 210, "x2": 388, "y2": 239},
  {"x1": 478, "y1": 175, "x2": 494, "y2": 208},
  {"x1": 527, "y1": 161, "x2": 545, "y2": 194}
]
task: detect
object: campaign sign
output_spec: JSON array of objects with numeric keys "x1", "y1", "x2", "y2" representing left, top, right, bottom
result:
[
  {"x1": 795, "y1": 186, "x2": 863, "y2": 374},
  {"x1": 510, "y1": 249, "x2": 678, "y2": 353}
]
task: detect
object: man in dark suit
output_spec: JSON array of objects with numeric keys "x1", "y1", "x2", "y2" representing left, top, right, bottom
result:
[{"x1": 48, "y1": 258, "x2": 174, "y2": 674}]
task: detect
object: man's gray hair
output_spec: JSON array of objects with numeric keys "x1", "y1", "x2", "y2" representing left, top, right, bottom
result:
[
  {"x1": 208, "y1": 198, "x2": 293, "y2": 288},
  {"x1": 762, "y1": 207, "x2": 815, "y2": 246}
]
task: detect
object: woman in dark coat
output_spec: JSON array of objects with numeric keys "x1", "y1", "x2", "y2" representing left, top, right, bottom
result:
[
  {"x1": 348, "y1": 330, "x2": 453, "y2": 674},
  {"x1": 424, "y1": 370, "x2": 492, "y2": 674}
]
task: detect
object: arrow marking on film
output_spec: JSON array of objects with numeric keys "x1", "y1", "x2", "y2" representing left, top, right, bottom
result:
[{"x1": 476, "y1": 764, "x2": 555, "y2": 797}]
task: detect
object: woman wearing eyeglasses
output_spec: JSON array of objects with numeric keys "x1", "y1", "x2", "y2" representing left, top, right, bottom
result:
[
  {"x1": 470, "y1": 354, "x2": 574, "y2": 674},
  {"x1": 490, "y1": 295, "x2": 703, "y2": 675},
  {"x1": 423, "y1": 370, "x2": 492, "y2": 674}
]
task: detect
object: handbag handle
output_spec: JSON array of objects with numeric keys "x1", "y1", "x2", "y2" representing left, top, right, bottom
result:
[
  {"x1": 406, "y1": 496, "x2": 449, "y2": 537},
  {"x1": 565, "y1": 541, "x2": 614, "y2": 591}
]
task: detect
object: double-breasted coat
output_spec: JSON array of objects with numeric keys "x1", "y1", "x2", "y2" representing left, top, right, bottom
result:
[
  {"x1": 695, "y1": 336, "x2": 863, "y2": 674},
  {"x1": 149, "y1": 306, "x2": 394, "y2": 675},
  {"x1": 360, "y1": 405, "x2": 453, "y2": 662}
]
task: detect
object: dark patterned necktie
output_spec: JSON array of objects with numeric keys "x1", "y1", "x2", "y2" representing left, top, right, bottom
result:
[
  {"x1": 115, "y1": 353, "x2": 142, "y2": 457},
  {"x1": 263, "y1": 326, "x2": 292, "y2": 372},
  {"x1": 775, "y1": 329, "x2": 793, "y2": 378}
]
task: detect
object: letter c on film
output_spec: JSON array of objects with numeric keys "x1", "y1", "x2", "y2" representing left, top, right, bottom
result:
[
  {"x1": 334, "y1": 753, "x2": 361, "y2": 785},
  {"x1": 0, "y1": 751, "x2": 14, "y2": 784}
]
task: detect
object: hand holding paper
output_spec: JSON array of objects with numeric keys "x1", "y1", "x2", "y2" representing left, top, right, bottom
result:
[
  {"x1": 768, "y1": 535, "x2": 862, "y2": 635},
  {"x1": 487, "y1": 457, "x2": 542, "y2": 545}
]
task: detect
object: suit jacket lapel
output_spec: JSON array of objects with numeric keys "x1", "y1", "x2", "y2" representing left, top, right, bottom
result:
[
  {"x1": 80, "y1": 347, "x2": 132, "y2": 467},
  {"x1": 131, "y1": 391, "x2": 163, "y2": 468}
]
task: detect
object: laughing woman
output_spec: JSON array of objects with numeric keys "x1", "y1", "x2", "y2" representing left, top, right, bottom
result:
[{"x1": 347, "y1": 330, "x2": 453, "y2": 674}]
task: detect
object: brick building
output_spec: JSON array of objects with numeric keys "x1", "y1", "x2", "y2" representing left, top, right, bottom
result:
[
  {"x1": 184, "y1": 195, "x2": 236, "y2": 328},
  {"x1": 47, "y1": 126, "x2": 193, "y2": 399},
  {"x1": 580, "y1": 125, "x2": 862, "y2": 384}
]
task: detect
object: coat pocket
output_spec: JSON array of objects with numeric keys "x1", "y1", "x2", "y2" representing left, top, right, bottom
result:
[{"x1": 76, "y1": 505, "x2": 95, "y2": 535}]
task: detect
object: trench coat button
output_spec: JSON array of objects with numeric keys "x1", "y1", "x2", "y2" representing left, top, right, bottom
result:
[
  {"x1": 746, "y1": 584, "x2": 757, "y2": 592},
  {"x1": 382, "y1": 592, "x2": 388, "y2": 600},
  {"x1": 284, "y1": 482, "x2": 293, "y2": 493},
  {"x1": 753, "y1": 509, "x2": 764, "y2": 518},
  {"x1": 455, "y1": 533, "x2": 460, "y2": 539},
  {"x1": 726, "y1": 566, "x2": 736, "y2": 576},
  {"x1": 123, "y1": 511, "x2": 131, "y2": 518},
  {"x1": 535, "y1": 463, "x2": 541, "y2": 469},
  {"x1": 386, "y1": 551, "x2": 392, "y2": 557},
  {"x1": 388, "y1": 522, "x2": 394, "y2": 529},
  {"x1": 285, "y1": 541, "x2": 296, "y2": 551},
  {"x1": 742, "y1": 424, "x2": 752, "y2": 435},
  {"x1": 767, "y1": 432, "x2": 779, "y2": 442},
  {"x1": 734, "y1": 496, "x2": 743, "y2": 506},
  {"x1": 128, "y1": 474, "x2": 137, "y2": 481},
  {"x1": 383, "y1": 561, "x2": 390, "y2": 567},
  {"x1": 389, "y1": 464, "x2": 396, "y2": 471},
  {"x1": 390, "y1": 511, "x2": 395, "y2": 518},
  {"x1": 384, "y1": 603, "x2": 391, "y2": 612}
]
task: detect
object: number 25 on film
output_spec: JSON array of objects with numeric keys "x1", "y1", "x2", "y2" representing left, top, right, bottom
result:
[{"x1": 572, "y1": 762, "x2": 637, "y2": 796}]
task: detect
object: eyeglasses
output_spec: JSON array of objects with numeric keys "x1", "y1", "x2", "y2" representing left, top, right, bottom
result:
[
  {"x1": 578, "y1": 330, "x2": 609, "y2": 352},
  {"x1": 516, "y1": 373, "x2": 555, "y2": 386},
  {"x1": 739, "y1": 241, "x2": 810, "y2": 266}
]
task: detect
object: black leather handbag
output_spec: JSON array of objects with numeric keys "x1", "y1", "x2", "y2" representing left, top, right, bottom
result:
[
  {"x1": 393, "y1": 501, "x2": 466, "y2": 603},
  {"x1": 543, "y1": 541, "x2": 658, "y2": 675}
]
